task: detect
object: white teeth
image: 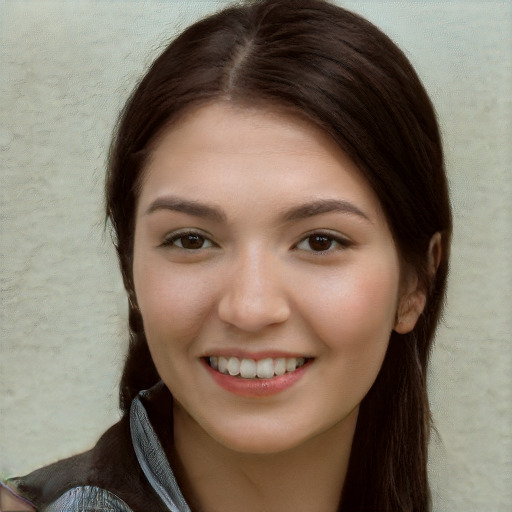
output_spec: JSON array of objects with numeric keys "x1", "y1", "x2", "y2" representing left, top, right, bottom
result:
[
  {"x1": 227, "y1": 357, "x2": 240, "y2": 376},
  {"x1": 286, "y1": 358, "x2": 298, "y2": 372},
  {"x1": 274, "y1": 358, "x2": 286, "y2": 376},
  {"x1": 218, "y1": 356, "x2": 228, "y2": 374},
  {"x1": 240, "y1": 358, "x2": 257, "y2": 378},
  {"x1": 209, "y1": 355, "x2": 308, "y2": 379},
  {"x1": 256, "y1": 358, "x2": 274, "y2": 379}
]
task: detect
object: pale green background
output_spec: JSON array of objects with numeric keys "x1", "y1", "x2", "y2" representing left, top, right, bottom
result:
[{"x1": 1, "y1": 1, "x2": 511, "y2": 510}]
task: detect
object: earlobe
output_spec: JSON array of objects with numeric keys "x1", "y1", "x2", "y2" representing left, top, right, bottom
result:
[{"x1": 394, "y1": 232, "x2": 442, "y2": 334}]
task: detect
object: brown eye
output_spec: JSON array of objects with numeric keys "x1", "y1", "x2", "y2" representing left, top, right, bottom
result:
[
  {"x1": 295, "y1": 232, "x2": 350, "y2": 253},
  {"x1": 307, "y1": 234, "x2": 334, "y2": 251},
  {"x1": 163, "y1": 231, "x2": 214, "y2": 250},
  {"x1": 180, "y1": 234, "x2": 206, "y2": 249}
]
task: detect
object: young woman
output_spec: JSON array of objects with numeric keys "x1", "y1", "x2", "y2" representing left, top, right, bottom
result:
[{"x1": 1, "y1": 0, "x2": 452, "y2": 511}]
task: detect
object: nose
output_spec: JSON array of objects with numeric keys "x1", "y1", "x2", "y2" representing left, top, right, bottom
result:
[{"x1": 217, "y1": 249, "x2": 291, "y2": 333}]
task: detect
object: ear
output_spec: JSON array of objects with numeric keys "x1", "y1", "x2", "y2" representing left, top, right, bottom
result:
[{"x1": 394, "y1": 232, "x2": 442, "y2": 334}]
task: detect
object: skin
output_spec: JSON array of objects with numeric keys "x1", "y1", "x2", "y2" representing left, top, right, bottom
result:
[
  {"x1": 0, "y1": 487, "x2": 36, "y2": 511},
  {"x1": 133, "y1": 102, "x2": 426, "y2": 512}
]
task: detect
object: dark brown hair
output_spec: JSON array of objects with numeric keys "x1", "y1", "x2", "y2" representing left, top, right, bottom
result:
[{"x1": 106, "y1": 1, "x2": 452, "y2": 510}]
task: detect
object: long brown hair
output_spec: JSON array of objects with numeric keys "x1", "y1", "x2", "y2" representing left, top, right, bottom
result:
[{"x1": 106, "y1": 1, "x2": 452, "y2": 510}]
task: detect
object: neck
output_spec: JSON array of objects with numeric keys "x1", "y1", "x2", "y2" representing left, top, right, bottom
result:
[{"x1": 171, "y1": 404, "x2": 358, "y2": 512}]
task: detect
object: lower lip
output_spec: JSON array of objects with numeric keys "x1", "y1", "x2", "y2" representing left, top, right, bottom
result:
[{"x1": 203, "y1": 359, "x2": 311, "y2": 398}]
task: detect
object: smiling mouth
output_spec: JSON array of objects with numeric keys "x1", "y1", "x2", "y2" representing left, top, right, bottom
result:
[{"x1": 205, "y1": 356, "x2": 311, "y2": 379}]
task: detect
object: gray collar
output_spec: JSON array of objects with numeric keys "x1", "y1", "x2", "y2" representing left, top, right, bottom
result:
[{"x1": 130, "y1": 385, "x2": 191, "y2": 512}]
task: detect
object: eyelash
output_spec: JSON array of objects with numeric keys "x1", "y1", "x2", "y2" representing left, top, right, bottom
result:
[{"x1": 161, "y1": 229, "x2": 352, "y2": 254}]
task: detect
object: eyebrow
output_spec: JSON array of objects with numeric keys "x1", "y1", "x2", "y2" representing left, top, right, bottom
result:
[
  {"x1": 145, "y1": 196, "x2": 370, "y2": 224},
  {"x1": 145, "y1": 196, "x2": 227, "y2": 222},
  {"x1": 281, "y1": 198, "x2": 371, "y2": 223}
]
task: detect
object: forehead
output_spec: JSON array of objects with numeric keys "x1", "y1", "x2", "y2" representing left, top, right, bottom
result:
[
  {"x1": 149, "y1": 101, "x2": 348, "y2": 161},
  {"x1": 138, "y1": 102, "x2": 384, "y2": 222}
]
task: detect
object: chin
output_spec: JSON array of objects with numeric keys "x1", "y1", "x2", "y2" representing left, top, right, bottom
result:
[
  {"x1": 174, "y1": 401, "x2": 316, "y2": 455},
  {"x1": 216, "y1": 428, "x2": 307, "y2": 455},
  {"x1": 201, "y1": 411, "x2": 355, "y2": 457}
]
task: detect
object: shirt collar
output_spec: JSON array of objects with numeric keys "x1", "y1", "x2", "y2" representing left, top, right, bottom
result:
[{"x1": 130, "y1": 383, "x2": 191, "y2": 512}]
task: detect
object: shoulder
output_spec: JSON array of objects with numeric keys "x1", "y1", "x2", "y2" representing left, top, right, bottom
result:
[
  {"x1": 1, "y1": 482, "x2": 132, "y2": 512},
  {"x1": 4, "y1": 413, "x2": 163, "y2": 512},
  {"x1": 42, "y1": 485, "x2": 133, "y2": 512},
  {"x1": 5, "y1": 385, "x2": 175, "y2": 512},
  {"x1": 5, "y1": 416, "x2": 127, "y2": 504}
]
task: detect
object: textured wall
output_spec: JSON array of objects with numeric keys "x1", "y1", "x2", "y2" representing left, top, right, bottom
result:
[{"x1": 1, "y1": 1, "x2": 511, "y2": 510}]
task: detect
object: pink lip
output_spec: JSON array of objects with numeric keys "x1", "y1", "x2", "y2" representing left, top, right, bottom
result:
[{"x1": 202, "y1": 358, "x2": 312, "y2": 398}]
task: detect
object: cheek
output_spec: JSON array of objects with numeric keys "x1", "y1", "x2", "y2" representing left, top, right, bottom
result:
[
  {"x1": 133, "y1": 257, "x2": 214, "y2": 347},
  {"x1": 298, "y1": 258, "x2": 400, "y2": 354},
  {"x1": 300, "y1": 261, "x2": 400, "y2": 406}
]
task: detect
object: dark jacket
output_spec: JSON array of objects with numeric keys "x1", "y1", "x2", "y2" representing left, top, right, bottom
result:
[{"x1": 5, "y1": 383, "x2": 185, "y2": 512}]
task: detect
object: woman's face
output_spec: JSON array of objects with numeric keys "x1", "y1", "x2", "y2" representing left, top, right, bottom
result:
[{"x1": 133, "y1": 102, "x2": 405, "y2": 454}]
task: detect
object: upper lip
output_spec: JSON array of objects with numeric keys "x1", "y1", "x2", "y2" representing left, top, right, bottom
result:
[{"x1": 201, "y1": 349, "x2": 314, "y2": 361}]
